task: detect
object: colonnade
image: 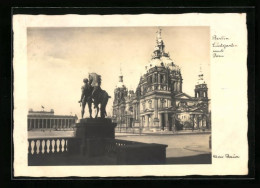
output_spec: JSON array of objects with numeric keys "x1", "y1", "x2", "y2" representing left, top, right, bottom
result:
[
  {"x1": 190, "y1": 114, "x2": 208, "y2": 129},
  {"x1": 140, "y1": 112, "x2": 171, "y2": 130},
  {"x1": 28, "y1": 118, "x2": 76, "y2": 130}
]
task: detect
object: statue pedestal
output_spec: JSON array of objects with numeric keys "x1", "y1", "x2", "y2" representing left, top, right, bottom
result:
[{"x1": 75, "y1": 118, "x2": 117, "y2": 157}]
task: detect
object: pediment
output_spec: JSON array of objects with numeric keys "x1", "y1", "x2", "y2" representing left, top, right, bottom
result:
[{"x1": 175, "y1": 93, "x2": 193, "y2": 100}]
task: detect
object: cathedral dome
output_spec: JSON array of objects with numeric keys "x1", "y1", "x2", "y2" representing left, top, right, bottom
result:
[
  {"x1": 144, "y1": 28, "x2": 180, "y2": 72},
  {"x1": 149, "y1": 58, "x2": 163, "y2": 67}
]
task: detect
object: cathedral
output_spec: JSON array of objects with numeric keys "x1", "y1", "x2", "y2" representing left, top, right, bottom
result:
[{"x1": 112, "y1": 29, "x2": 210, "y2": 132}]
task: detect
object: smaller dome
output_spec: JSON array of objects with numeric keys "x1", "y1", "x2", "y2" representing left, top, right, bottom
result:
[
  {"x1": 197, "y1": 80, "x2": 205, "y2": 85},
  {"x1": 116, "y1": 82, "x2": 125, "y2": 88}
]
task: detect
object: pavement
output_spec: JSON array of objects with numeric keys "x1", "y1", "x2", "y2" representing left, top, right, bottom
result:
[{"x1": 116, "y1": 133, "x2": 211, "y2": 161}]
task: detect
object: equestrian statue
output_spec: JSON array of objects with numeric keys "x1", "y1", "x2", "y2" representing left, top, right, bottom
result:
[{"x1": 78, "y1": 73, "x2": 111, "y2": 119}]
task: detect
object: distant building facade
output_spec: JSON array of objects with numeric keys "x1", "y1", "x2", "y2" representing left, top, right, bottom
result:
[
  {"x1": 112, "y1": 29, "x2": 210, "y2": 132},
  {"x1": 27, "y1": 109, "x2": 78, "y2": 131}
]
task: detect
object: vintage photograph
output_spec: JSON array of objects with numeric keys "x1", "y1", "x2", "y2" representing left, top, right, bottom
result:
[
  {"x1": 26, "y1": 26, "x2": 211, "y2": 166},
  {"x1": 13, "y1": 14, "x2": 248, "y2": 177}
]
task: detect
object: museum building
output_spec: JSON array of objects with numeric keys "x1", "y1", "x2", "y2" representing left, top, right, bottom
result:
[
  {"x1": 112, "y1": 29, "x2": 210, "y2": 132},
  {"x1": 27, "y1": 109, "x2": 78, "y2": 131}
]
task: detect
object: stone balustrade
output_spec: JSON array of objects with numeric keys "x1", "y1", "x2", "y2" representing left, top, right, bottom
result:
[
  {"x1": 28, "y1": 137, "x2": 71, "y2": 155},
  {"x1": 28, "y1": 137, "x2": 167, "y2": 165}
]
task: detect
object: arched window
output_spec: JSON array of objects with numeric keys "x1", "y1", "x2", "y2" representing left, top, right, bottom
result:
[
  {"x1": 142, "y1": 102, "x2": 145, "y2": 111},
  {"x1": 148, "y1": 100, "x2": 152, "y2": 108},
  {"x1": 160, "y1": 74, "x2": 164, "y2": 83}
]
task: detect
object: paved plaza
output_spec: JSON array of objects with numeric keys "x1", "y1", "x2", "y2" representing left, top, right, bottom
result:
[{"x1": 116, "y1": 134, "x2": 211, "y2": 158}]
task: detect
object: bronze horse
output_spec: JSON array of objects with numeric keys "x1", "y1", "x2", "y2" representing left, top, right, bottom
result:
[
  {"x1": 79, "y1": 84, "x2": 110, "y2": 119},
  {"x1": 92, "y1": 86, "x2": 111, "y2": 118}
]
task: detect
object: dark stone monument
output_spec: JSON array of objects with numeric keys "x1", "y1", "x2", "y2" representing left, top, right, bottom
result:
[{"x1": 75, "y1": 118, "x2": 117, "y2": 157}]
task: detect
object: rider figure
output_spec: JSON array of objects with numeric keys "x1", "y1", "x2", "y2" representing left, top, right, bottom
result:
[
  {"x1": 78, "y1": 78, "x2": 93, "y2": 118},
  {"x1": 91, "y1": 75, "x2": 102, "y2": 109}
]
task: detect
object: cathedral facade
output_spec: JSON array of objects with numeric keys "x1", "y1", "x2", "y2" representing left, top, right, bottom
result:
[{"x1": 112, "y1": 29, "x2": 210, "y2": 132}]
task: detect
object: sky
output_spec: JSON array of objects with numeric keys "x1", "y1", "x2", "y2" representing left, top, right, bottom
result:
[{"x1": 27, "y1": 26, "x2": 210, "y2": 117}]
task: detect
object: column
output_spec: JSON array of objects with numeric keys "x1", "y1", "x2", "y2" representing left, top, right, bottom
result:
[
  {"x1": 194, "y1": 115, "x2": 197, "y2": 128},
  {"x1": 154, "y1": 98, "x2": 158, "y2": 119},
  {"x1": 158, "y1": 99, "x2": 161, "y2": 109},
  {"x1": 40, "y1": 119, "x2": 42, "y2": 129},
  {"x1": 150, "y1": 115, "x2": 153, "y2": 127},
  {"x1": 136, "y1": 103, "x2": 140, "y2": 120},
  {"x1": 158, "y1": 74, "x2": 160, "y2": 83},
  {"x1": 133, "y1": 105, "x2": 136, "y2": 120},
  {"x1": 164, "y1": 113, "x2": 169, "y2": 131},
  {"x1": 159, "y1": 113, "x2": 162, "y2": 129},
  {"x1": 145, "y1": 115, "x2": 148, "y2": 127},
  {"x1": 28, "y1": 119, "x2": 31, "y2": 130},
  {"x1": 172, "y1": 114, "x2": 176, "y2": 132}
]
